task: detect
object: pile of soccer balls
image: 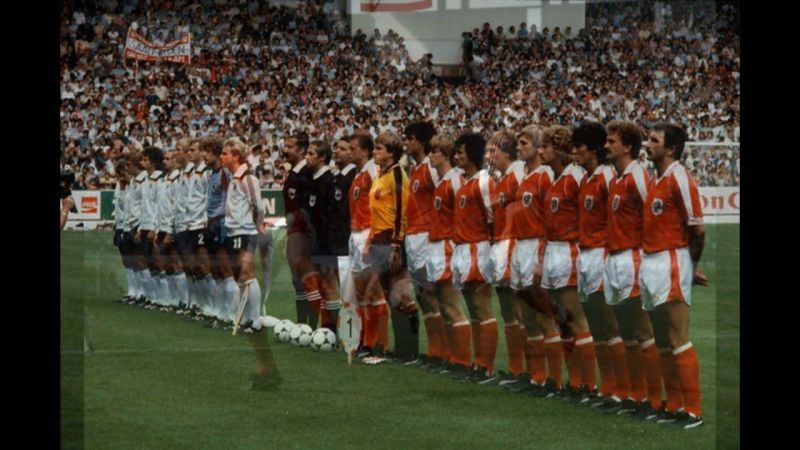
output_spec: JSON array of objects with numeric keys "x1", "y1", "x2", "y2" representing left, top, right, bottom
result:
[{"x1": 264, "y1": 315, "x2": 337, "y2": 352}]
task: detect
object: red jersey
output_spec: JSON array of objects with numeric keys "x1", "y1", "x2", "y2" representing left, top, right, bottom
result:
[
  {"x1": 407, "y1": 156, "x2": 439, "y2": 235},
  {"x1": 607, "y1": 160, "x2": 650, "y2": 252},
  {"x1": 511, "y1": 165, "x2": 554, "y2": 240},
  {"x1": 578, "y1": 164, "x2": 616, "y2": 249},
  {"x1": 453, "y1": 170, "x2": 494, "y2": 244},
  {"x1": 544, "y1": 163, "x2": 586, "y2": 242},
  {"x1": 349, "y1": 159, "x2": 378, "y2": 231},
  {"x1": 492, "y1": 161, "x2": 526, "y2": 241},
  {"x1": 643, "y1": 161, "x2": 703, "y2": 254},
  {"x1": 429, "y1": 168, "x2": 464, "y2": 242}
]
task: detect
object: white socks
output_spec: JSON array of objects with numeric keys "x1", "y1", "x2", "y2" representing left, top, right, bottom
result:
[{"x1": 222, "y1": 277, "x2": 239, "y2": 322}]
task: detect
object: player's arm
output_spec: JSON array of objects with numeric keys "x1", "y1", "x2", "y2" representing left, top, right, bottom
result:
[
  {"x1": 688, "y1": 224, "x2": 706, "y2": 285},
  {"x1": 60, "y1": 196, "x2": 74, "y2": 230},
  {"x1": 478, "y1": 171, "x2": 495, "y2": 243},
  {"x1": 390, "y1": 166, "x2": 405, "y2": 273},
  {"x1": 533, "y1": 173, "x2": 552, "y2": 287},
  {"x1": 163, "y1": 180, "x2": 178, "y2": 245},
  {"x1": 676, "y1": 171, "x2": 709, "y2": 286},
  {"x1": 244, "y1": 175, "x2": 265, "y2": 231}
]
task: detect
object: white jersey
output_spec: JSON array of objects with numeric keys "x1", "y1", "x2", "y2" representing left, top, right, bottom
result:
[
  {"x1": 126, "y1": 171, "x2": 147, "y2": 230},
  {"x1": 114, "y1": 182, "x2": 127, "y2": 230},
  {"x1": 225, "y1": 164, "x2": 264, "y2": 237},
  {"x1": 175, "y1": 162, "x2": 194, "y2": 233},
  {"x1": 139, "y1": 170, "x2": 164, "y2": 231},
  {"x1": 156, "y1": 169, "x2": 181, "y2": 234},
  {"x1": 184, "y1": 161, "x2": 210, "y2": 231}
]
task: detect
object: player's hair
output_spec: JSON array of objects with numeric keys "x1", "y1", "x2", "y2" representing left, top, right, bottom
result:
[
  {"x1": 288, "y1": 133, "x2": 310, "y2": 152},
  {"x1": 223, "y1": 137, "x2": 248, "y2": 162},
  {"x1": 310, "y1": 140, "x2": 332, "y2": 164},
  {"x1": 431, "y1": 133, "x2": 455, "y2": 164},
  {"x1": 126, "y1": 151, "x2": 142, "y2": 169},
  {"x1": 606, "y1": 120, "x2": 643, "y2": 159},
  {"x1": 143, "y1": 146, "x2": 165, "y2": 171},
  {"x1": 518, "y1": 124, "x2": 544, "y2": 147},
  {"x1": 376, "y1": 131, "x2": 404, "y2": 163},
  {"x1": 489, "y1": 129, "x2": 518, "y2": 160},
  {"x1": 350, "y1": 133, "x2": 374, "y2": 158},
  {"x1": 572, "y1": 121, "x2": 608, "y2": 164},
  {"x1": 200, "y1": 135, "x2": 225, "y2": 156},
  {"x1": 454, "y1": 132, "x2": 486, "y2": 168},
  {"x1": 652, "y1": 122, "x2": 689, "y2": 159},
  {"x1": 175, "y1": 137, "x2": 191, "y2": 152},
  {"x1": 542, "y1": 125, "x2": 573, "y2": 155},
  {"x1": 115, "y1": 161, "x2": 129, "y2": 182},
  {"x1": 403, "y1": 121, "x2": 436, "y2": 153}
]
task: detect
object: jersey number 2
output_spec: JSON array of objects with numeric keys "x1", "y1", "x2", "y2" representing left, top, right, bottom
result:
[{"x1": 197, "y1": 233, "x2": 204, "y2": 246}]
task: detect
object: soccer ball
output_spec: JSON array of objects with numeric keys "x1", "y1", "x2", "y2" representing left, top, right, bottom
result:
[
  {"x1": 272, "y1": 321, "x2": 286, "y2": 340},
  {"x1": 310, "y1": 328, "x2": 337, "y2": 352},
  {"x1": 261, "y1": 315, "x2": 279, "y2": 328},
  {"x1": 278, "y1": 320, "x2": 294, "y2": 343},
  {"x1": 289, "y1": 324, "x2": 313, "y2": 346},
  {"x1": 273, "y1": 320, "x2": 294, "y2": 343}
]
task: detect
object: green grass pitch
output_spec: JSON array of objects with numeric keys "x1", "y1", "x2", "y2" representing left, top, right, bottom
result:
[{"x1": 61, "y1": 225, "x2": 739, "y2": 449}]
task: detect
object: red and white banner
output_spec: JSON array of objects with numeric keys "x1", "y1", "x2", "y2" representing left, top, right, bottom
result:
[
  {"x1": 124, "y1": 29, "x2": 191, "y2": 64},
  {"x1": 361, "y1": 0, "x2": 434, "y2": 12},
  {"x1": 698, "y1": 187, "x2": 739, "y2": 224}
]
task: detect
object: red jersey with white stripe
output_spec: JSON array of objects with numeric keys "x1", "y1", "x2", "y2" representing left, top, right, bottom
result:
[
  {"x1": 429, "y1": 168, "x2": 464, "y2": 242},
  {"x1": 453, "y1": 170, "x2": 494, "y2": 244},
  {"x1": 407, "y1": 156, "x2": 439, "y2": 235},
  {"x1": 643, "y1": 161, "x2": 703, "y2": 254},
  {"x1": 511, "y1": 164, "x2": 554, "y2": 240},
  {"x1": 578, "y1": 164, "x2": 616, "y2": 249},
  {"x1": 607, "y1": 160, "x2": 651, "y2": 252},
  {"x1": 349, "y1": 159, "x2": 378, "y2": 231},
  {"x1": 544, "y1": 163, "x2": 586, "y2": 242},
  {"x1": 492, "y1": 161, "x2": 526, "y2": 241}
]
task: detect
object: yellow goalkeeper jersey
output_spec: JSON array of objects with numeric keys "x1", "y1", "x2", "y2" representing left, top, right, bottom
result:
[{"x1": 368, "y1": 164, "x2": 409, "y2": 245}]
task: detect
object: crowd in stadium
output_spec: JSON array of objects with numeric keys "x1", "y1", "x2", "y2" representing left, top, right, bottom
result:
[{"x1": 60, "y1": 0, "x2": 739, "y2": 190}]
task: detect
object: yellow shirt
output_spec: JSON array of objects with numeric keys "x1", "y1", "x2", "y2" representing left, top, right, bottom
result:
[{"x1": 368, "y1": 164, "x2": 409, "y2": 245}]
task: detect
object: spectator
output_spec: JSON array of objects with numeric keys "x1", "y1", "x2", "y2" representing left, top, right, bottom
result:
[{"x1": 60, "y1": 0, "x2": 738, "y2": 190}]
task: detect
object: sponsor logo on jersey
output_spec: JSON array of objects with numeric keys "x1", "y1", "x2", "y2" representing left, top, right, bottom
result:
[
  {"x1": 550, "y1": 197, "x2": 559, "y2": 212},
  {"x1": 353, "y1": 187, "x2": 360, "y2": 200},
  {"x1": 334, "y1": 187, "x2": 342, "y2": 201},
  {"x1": 288, "y1": 187, "x2": 296, "y2": 199},
  {"x1": 522, "y1": 192, "x2": 533, "y2": 207},
  {"x1": 584, "y1": 195, "x2": 594, "y2": 212},
  {"x1": 652, "y1": 198, "x2": 664, "y2": 215},
  {"x1": 412, "y1": 179, "x2": 420, "y2": 193},
  {"x1": 459, "y1": 195, "x2": 467, "y2": 209},
  {"x1": 309, "y1": 195, "x2": 317, "y2": 207},
  {"x1": 434, "y1": 196, "x2": 442, "y2": 210},
  {"x1": 611, "y1": 195, "x2": 621, "y2": 211},
  {"x1": 499, "y1": 192, "x2": 506, "y2": 207}
]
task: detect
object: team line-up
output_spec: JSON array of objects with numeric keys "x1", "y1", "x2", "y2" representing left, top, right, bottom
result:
[{"x1": 109, "y1": 119, "x2": 706, "y2": 430}]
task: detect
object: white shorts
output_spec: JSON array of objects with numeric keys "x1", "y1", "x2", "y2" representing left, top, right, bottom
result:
[
  {"x1": 491, "y1": 239, "x2": 515, "y2": 286},
  {"x1": 577, "y1": 247, "x2": 607, "y2": 302},
  {"x1": 426, "y1": 239, "x2": 454, "y2": 283},
  {"x1": 510, "y1": 238, "x2": 545, "y2": 290},
  {"x1": 603, "y1": 248, "x2": 642, "y2": 306},
  {"x1": 348, "y1": 229, "x2": 371, "y2": 273},
  {"x1": 639, "y1": 247, "x2": 694, "y2": 312},
  {"x1": 405, "y1": 232, "x2": 430, "y2": 272},
  {"x1": 541, "y1": 241, "x2": 579, "y2": 290},
  {"x1": 451, "y1": 241, "x2": 493, "y2": 289}
]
